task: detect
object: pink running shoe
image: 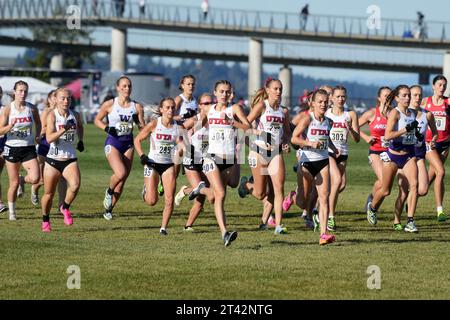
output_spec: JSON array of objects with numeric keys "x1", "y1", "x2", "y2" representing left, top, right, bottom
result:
[
  {"x1": 319, "y1": 233, "x2": 336, "y2": 245},
  {"x1": 267, "y1": 215, "x2": 276, "y2": 228},
  {"x1": 282, "y1": 191, "x2": 296, "y2": 212},
  {"x1": 42, "y1": 221, "x2": 51, "y2": 232},
  {"x1": 60, "y1": 205, "x2": 73, "y2": 226}
]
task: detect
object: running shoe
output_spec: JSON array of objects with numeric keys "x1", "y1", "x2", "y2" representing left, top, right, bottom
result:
[
  {"x1": 392, "y1": 223, "x2": 403, "y2": 231},
  {"x1": 60, "y1": 205, "x2": 73, "y2": 226},
  {"x1": 183, "y1": 226, "x2": 194, "y2": 232},
  {"x1": 103, "y1": 189, "x2": 113, "y2": 211},
  {"x1": 282, "y1": 191, "x2": 296, "y2": 212},
  {"x1": 274, "y1": 225, "x2": 288, "y2": 235},
  {"x1": 158, "y1": 181, "x2": 164, "y2": 196},
  {"x1": 175, "y1": 185, "x2": 188, "y2": 206},
  {"x1": 31, "y1": 188, "x2": 39, "y2": 206},
  {"x1": 305, "y1": 217, "x2": 314, "y2": 230},
  {"x1": 404, "y1": 220, "x2": 418, "y2": 233},
  {"x1": 160, "y1": 228, "x2": 168, "y2": 236},
  {"x1": 312, "y1": 212, "x2": 320, "y2": 232},
  {"x1": 17, "y1": 175, "x2": 25, "y2": 198},
  {"x1": 437, "y1": 211, "x2": 446, "y2": 222},
  {"x1": 319, "y1": 233, "x2": 336, "y2": 245},
  {"x1": 327, "y1": 216, "x2": 336, "y2": 231},
  {"x1": 366, "y1": 202, "x2": 377, "y2": 225},
  {"x1": 9, "y1": 212, "x2": 17, "y2": 221},
  {"x1": 0, "y1": 203, "x2": 7, "y2": 214},
  {"x1": 103, "y1": 211, "x2": 113, "y2": 220},
  {"x1": 301, "y1": 210, "x2": 308, "y2": 219},
  {"x1": 237, "y1": 176, "x2": 248, "y2": 198},
  {"x1": 223, "y1": 231, "x2": 238, "y2": 246},
  {"x1": 267, "y1": 215, "x2": 276, "y2": 228},
  {"x1": 188, "y1": 181, "x2": 206, "y2": 200},
  {"x1": 365, "y1": 193, "x2": 373, "y2": 213},
  {"x1": 259, "y1": 223, "x2": 268, "y2": 231},
  {"x1": 41, "y1": 221, "x2": 51, "y2": 233}
]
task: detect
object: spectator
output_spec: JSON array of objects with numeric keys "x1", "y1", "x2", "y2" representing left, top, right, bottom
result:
[
  {"x1": 299, "y1": 89, "x2": 309, "y2": 107},
  {"x1": 115, "y1": 0, "x2": 125, "y2": 17},
  {"x1": 300, "y1": 4, "x2": 309, "y2": 30},
  {"x1": 415, "y1": 11, "x2": 426, "y2": 39},
  {"x1": 201, "y1": 0, "x2": 209, "y2": 20},
  {"x1": 139, "y1": 0, "x2": 145, "y2": 16},
  {"x1": 102, "y1": 90, "x2": 115, "y2": 103},
  {"x1": 92, "y1": 0, "x2": 97, "y2": 16}
]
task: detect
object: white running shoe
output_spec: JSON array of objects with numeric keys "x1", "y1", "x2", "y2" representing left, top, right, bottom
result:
[
  {"x1": 0, "y1": 203, "x2": 7, "y2": 214},
  {"x1": 9, "y1": 212, "x2": 17, "y2": 221},
  {"x1": 103, "y1": 189, "x2": 113, "y2": 211},
  {"x1": 175, "y1": 185, "x2": 188, "y2": 206},
  {"x1": 31, "y1": 188, "x2": 39, "y2": 206},
  {"x1": 103, "y1": 212, "x2": 113, "y2": 220},
  {"x1": 17, "y1": 176, "x2": 25, "y2": 198}
]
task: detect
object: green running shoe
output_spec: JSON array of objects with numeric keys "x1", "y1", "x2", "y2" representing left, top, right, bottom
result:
[
  {"x1": 437, "y1": 211, "x2": 446, "y2": 222},
  {"x1": 392, "y1": 223, "x2": 403, "y2": 231},
  {"x1": 366, "y1": 202, "x2": 377, "y2": 225},
  {"x1": 312, "y1": 213, "x2": 320, "y2": 232},
  {"x1": 327, "y1": 217, "x2": 336, "y2": 231},
  {"x1": 158, "y1": 181, "x2": 164, "y2": 196}
]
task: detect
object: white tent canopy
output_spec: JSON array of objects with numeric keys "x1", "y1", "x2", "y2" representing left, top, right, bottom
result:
[{"x1": 0, "y1": 76, "x2": 57, "y2": 106}]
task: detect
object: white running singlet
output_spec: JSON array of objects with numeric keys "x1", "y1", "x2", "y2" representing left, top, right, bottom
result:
[
  {"x1": 207, "y1": 104, "x2": 235, "y2": 156},
  {"x1": 254, "y1": 100, "x2": 284, "y2": 146},
  {"x1": 177, "y1": 94, "x2": 198, "y2": 117},
  {"x1": 325, "y1": 109, "x2": 350, "y2": 155},
  {"x1": 300, "y1": 113, "x2": 332, "y2": 162},
  {"x1": 148, "y1": 117, "x2": 179, "y2": 164},
  {"x1": 47, "y1": 109, "x2": 78, "y2": 160},
  {"x1": 107, "y1": 98, "x2": 137, "y2": 137},
  {"x1": 6, "y1": 101, "x2": 35, "y2": 147}
]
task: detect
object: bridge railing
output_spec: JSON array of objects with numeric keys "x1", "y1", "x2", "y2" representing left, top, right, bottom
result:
[{"x1": 1, "y1": 0, "x2": 450, "y2": 42}]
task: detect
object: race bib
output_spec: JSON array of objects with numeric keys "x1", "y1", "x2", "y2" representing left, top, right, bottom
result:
[
  {"x1": 402, "y1": 132, "x2": 415, "y2": 145},
  {"x1": 381, "y1": 136, "x2": 389, "y2": 148},
  {"x1": 13, "y1": 126, "x2": 31, "y2": 138},
  {"x1": 202, "y1": 159, "x2": 216, "y2": 174},
  {"x1": 158, "y1": 142, "x2": 173, "y2": 155},
  {"x1": 115, "y1": 121, "x2": 132, "y2": 136},
  {"x1": 248, "y1": 156, "x2": 257, "y2": 168},
  {"x1": 62, "y1": 131, "x2": 76, "y2": 142},
  {"x1": 211, "y1": 129, "x2": 225, "y2": 142},
  {"x1": 317, "y1": 137, "x2": 328, "y2": 150},
  {"x1": 435, "y1": 116, "x2": 446, "y2": 131},
  {"x1": 2, "y1": 146, "x2": 10, "y2": 156},
  {"x1": 144, "y1": 165, "x2": 153, "y2": 177},
  {"x1": 330, "y1": 128, "x2": 347, "y2": 143}
]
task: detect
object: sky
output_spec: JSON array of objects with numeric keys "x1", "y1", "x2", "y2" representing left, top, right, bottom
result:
[{"x1": 1, "y1": 0, "x2": 449, "y2": 86}]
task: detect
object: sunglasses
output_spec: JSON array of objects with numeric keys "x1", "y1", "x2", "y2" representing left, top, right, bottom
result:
[{"x1": 199, "y1": 101, "x2": 212, "y2": 105}]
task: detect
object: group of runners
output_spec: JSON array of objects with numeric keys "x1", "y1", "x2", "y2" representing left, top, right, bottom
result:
[{"x1": 0, "y1": 74, "x2": 448, "y2": 247}]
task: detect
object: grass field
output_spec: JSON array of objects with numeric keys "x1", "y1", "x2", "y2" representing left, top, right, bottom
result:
[{"x1": 0, "y1": 124, "x2": 449, "y2": 300}]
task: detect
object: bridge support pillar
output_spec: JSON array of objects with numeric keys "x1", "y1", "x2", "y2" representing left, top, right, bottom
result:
[
  {"x1": 444, "y1": 51, "x2": 450, "y2": 96},
  {"x1": 248, "y1": 38, "x2": 263, "y2": 102},
  {"x1": 49, "y1": 53, "x2": 63, "y2": 87},
  {"x1": 111, "y1": 28, "x2": 127, "y2": 72},
  {"x1": 278, "y1": 65, "x2": 292, "y2": 108}
]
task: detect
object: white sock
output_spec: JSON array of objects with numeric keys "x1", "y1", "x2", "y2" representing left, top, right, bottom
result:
[
  {"x1": 437, "y1": 206, "x2": 443, "y2": 214},
  {"x1": 329, "y1": 215, "x2": 335, "y2": 218},
  {"x1": 8, "y1": 202, "x2": 15, "y2": 214}
]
